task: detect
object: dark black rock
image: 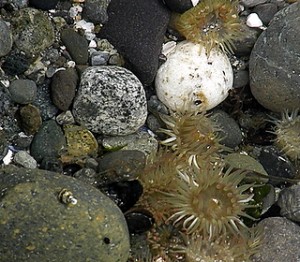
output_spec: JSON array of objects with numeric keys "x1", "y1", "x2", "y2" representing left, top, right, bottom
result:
[
  {"x1": 253, "y1": 3, "x2": 278, "y2": 25},
  {"x1": 30, "y1": 119, "x2": 66, "y2": 163},
  {"x1": 101, "y1": 180, "x2": 143, "y2": 212},
  {"x1": 63, "y1": 163, "x2": 82, "y2": 177},
  {"x1": 2, "y1": 53, "x2": 30, "y2": 76},
  {"x1": 29, "y1": 0, "x2": 59, "y2": 10},
  {"x1": 98, "y1": 0, "x2": 170, "y2": 85},
  {"x1": 60, "y1": 28, "x2": 89, "y2": 65},
  {"x1": 97, "y1": 150, "x2": 146, "y2": 184},
  {"x1": 40, "y1": 156, "x2": 63, "y2": 173},
  {"x1": 82, "y1": 0, "x2": 110, "y2": 24},
  {"x1": 162, "y1": 0, "x2": 193, "y2": 13},
  {"x1": 50, "y1": 68, "x2": 78, "y2": 111},
  {"x1": 257, "y1": 146, "x2": 296, "y2": 186},
  {"x1": 125, "y1": 210, "x2": 154, "y2": 234}
]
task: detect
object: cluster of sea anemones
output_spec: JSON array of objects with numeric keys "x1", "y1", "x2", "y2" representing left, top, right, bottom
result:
[
  {"x1": 174, "y1": 0, "x2": 242, "y2": 54},
  {"x1": 271, "y1": 109, "x2": 300, "y2": 161}
]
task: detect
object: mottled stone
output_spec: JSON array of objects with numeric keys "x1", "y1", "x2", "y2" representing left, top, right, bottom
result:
[
  {"x1": 11, "y1": 8, "x2": 55, "y2": 57},
  {"x1": 250, "y1": 3, "x2": 300, "y2": 112},
  {"x1": 98, "y1": 150, "x2": 146, "y2": 184},
  {"x1": 2, "y1": 53, "x2": 30, "y2": 76},
  {"x1": 0, "y1": 19, "x2": 13, "y2": 57},
  {"x1": 13, "y1": 150, "x2": 37, "y2": 168},
  {"x1": 72, "y1": 66, "x2": 147, "y2": 135},
  {"x1": 18, "y1": 104, "x2": 42, "y2": 135},
  {"x1": 0, "y1": 165, "x2": 130, "y2": 262},
  {"x1": 99, "y1": 0, "x2": 170, "y2": 85},
  {"x1": 82, "y1": 0, "x2": 111, "y2": 24},
  {"x1": 252, "y1": 217, "x2": 300, "y2": 262},
  {"x1": 61, "y1": 28, "x2": 89, "y2": 65},
  {"x1": 278, "y1": 185, "x2": 300, "y2": 222},
  {"x1": 30, "y1": 119, "x2": 66, "y2": 162},
  {"x1": 55, "y1": 110, "x2": 75, "y2": 125},
  {"x1": 9, "y1": 79, "x2": 37, "y2": 104},
  {"x1": 50, "y1": 68, "x2": 78, "y2": 111}
]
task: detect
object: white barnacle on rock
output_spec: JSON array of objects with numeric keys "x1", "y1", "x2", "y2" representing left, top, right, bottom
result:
[{"x1": 155, "y1": 41, "x2": 233, "y2": 112}]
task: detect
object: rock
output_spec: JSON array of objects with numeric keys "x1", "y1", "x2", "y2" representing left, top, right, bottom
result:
[
  {"x1": 98, "y1": 0, "x2": 170, "y2": 85},
  {"x1": 256, "y1": 146, "x2": 296, "y2": 186},
  {"x1": 55, "y1": 110, "x2": 75, "y2": 125},
  {"x1": 61, "y1": 28, "x2": 89, "y2": 65},
  {"x1": 210, "y1": 110, "x2": 243, "y2": 148},
  {"x1": 252, "y1": 217, "x2": 300, "y2": 262},
  {"x1": 249, "y1": 3, "x2": 300, "y2": 112},
  {"x1": 30, "y1": 119, "x2": 66, "y2": 162},
  {"x1": 101, "y1": 129, "x2": 159, "y2": 157},
  {"x1": 11, "y1": 8, "x2": 55, "y2": 57},
  {"x1": 50, "y1": 68, "x2": 78, "y2": 111},
  {"x1": 277, "y1": 185, "x2": 300, "y2": 222},
  {"x1": 0, "y1": 19, "x2": 13, "y2": 57},
  {"x1": 233, "y1": 70, "x2": 249, "y2": 88},
  {"x1": 72, "y1": 66, "x2": 147, "y2": 136},
  {"x1": 9, "y1": 79, "x2": 37, "y2": 104},
  {"x1": 0, "y1": 165, "x2": 130, "y2": 262},
  {"x1": 240, "y1": 0, "x2": 268, "y2": 8},
  {"x1": 18, "y1": 104, "x2": 42, "y2": 135},
  {"x1": 29, "y1": 0, "x2": 59, "y2": 10},
  {"x1": 13, "y1": 150, "x2": 37, "y2": 168},
  {"x1": 2, "y1": 52, "x2": 30, "y2": 76},
  {"x1": 253, "y1": 3, "x2": 278, "y2": 25},
  {"x1": 82, "y1": 0, "x2": 111, "y2": 24},
  {"x1": 155, "y1": 41, "x2": 233, "y2": 112},
  {"x1": 163, "y1": 0, "x2": 193, "y2": 13},
  {"x1": 97, "y1": 150, "x2": 146, "y2": 184},
  {"x1": 0, "y1": 130, "x2": 8, "y2": 163},
  {"x1": 90, "y1": 51, "x2": 110, "y2": 66}
]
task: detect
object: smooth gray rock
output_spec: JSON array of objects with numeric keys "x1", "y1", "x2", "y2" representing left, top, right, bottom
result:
[
  {"x1": 0, "y1": 19, "x2": 13, "y2": 57},
  {"x1": 13, "y1": 150, "x2": 37, "y2": 168},
  {"x1": 252, "y1": 217, "x2": 300, "y2": 262},
  {"x1": 278, "y1": 185, "x2": 300, "y2": 222},
  {"x1": 72, "y1": 66, "x2": 147, "y2": 135},
  {"x1": 250, "y1": 2, "x2": 300, "y2": 112},
  {"x1": 240, "y1": 0, "x2": 268, "y2": 8},
  {"x1": 9, "y1": 79, "x2": 37, "y2": 104},
  {"x1": 0, "y1": 165, "x2": 130, "y2": 262},
  {"x1": 253, "y1": 3, "x2": 278, "y2": 25}
]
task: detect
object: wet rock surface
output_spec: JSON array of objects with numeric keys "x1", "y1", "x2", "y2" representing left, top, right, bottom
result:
[{"x1": 0, "y1": 165, "x2": 130, "y2": 262}]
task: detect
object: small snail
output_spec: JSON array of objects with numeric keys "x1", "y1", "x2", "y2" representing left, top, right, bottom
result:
[{"x1": 58, "y1": 188, "x2": 78, "y2": 206}]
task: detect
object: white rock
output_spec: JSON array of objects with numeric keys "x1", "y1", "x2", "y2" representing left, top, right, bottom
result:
[
  {"x1": 155, "y1": 41, "x2": 233, "y2": 112},
  {"x1": 246, "y1": 13, "x2": 263, "y2": 28}
]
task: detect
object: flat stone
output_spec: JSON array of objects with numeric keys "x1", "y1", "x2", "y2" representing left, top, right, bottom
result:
[
  {"x1": 0, "y1": 19, "x2": 13, "y2": 57},
  {"x1": 61, "y1": 28, "x2": 89, "y2": 65},
  {"x1": 249, "y1": 3, "x2": 300, "y2": 112},
  {"x1": 0, "y1": 165, "x2": 130, "y2": 262},
  {"x1": 98, "y1": 0, "x2": 170, "y2": 85},
  {"x1": 72, "y1": 66, "x2": 147, "y2": 136},
  {"x1": 9, "y1": 79, "x2": 37, "y2": 104}
]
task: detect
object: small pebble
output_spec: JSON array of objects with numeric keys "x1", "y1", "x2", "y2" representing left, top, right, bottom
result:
[
  {"x1": 18, "y1": 104, "x2": 42, "y2": 135},
  {"x1": 90, "y1": 51, "x2": 110, "y2": 66},
  {"x1": 82, "y1": 0, "x2": 110, "y2": 24},
  {"x1": 13, "y1": 150, "x2": 37, "y2": 168},
  {"x1": 55, "y1": 110, "x2": 75, "y2": 125},
  {"x1": 9, "y1": 79, "x2": 37, "y2": 104}
]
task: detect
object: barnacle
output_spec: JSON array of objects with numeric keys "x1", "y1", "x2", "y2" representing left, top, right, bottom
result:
[
  {"x1": 271, "y1": 109, "x2": 300, "y2": 160},
  {"x1": 174, "y1": 226, "x2": 263, "y2": 262},
  {"x1": 175, "y1": 0, "x2": 242, "y2": 54},
  {"x1": 166, "y1": 161, "x2": 255, "y2": 237},
  {"x1": 159, "y1": 111, "x2": 227, "y2": 164}
]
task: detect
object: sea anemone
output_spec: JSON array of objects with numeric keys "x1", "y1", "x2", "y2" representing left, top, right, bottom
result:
[
  {"x1": 174, "y1": 0, "x2": 242, "y2": 54},
  {"x1": 166, "y1": 161, "x2": 254, "y2": 237},
  {"x1": 174, "y1": 226, "x2": 263, "y2": 262},
  {"x1": 271, "y1": 109, "x2": 300, "y2": 161},
  {"x1": 159, "y1": 111, "x2": 227, "y2": 164}
]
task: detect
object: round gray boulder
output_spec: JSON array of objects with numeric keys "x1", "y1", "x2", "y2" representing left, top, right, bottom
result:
[
  {"x1": 249, "y1": 2, "x2": 300, "y2": 112},
  {"x1": 72, "y1": 66, "x2": 147, "y2": 135}
]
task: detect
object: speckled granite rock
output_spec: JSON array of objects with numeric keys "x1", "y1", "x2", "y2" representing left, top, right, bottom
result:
[
  {"x1": 0, "y1": 165, "x2": 130, "y2": 262},
  {"x1": 98, "y1": 0, "x2": 170, "y2": 85},
  {"x1": 250, "y1": 2, "x2": 300, "y2": 112},
  {"x1": 0, "y1": 19, "x2": 13, "y2": 57},
  {"x1": 252, "y1": 217, "x2": 300, "y2": 262},
  {"x1": 72, "y1": 66, "x2": 147, "y2": 136},
  {"x1": 11, "y1": 8, "x2": 55, "y2": 57}
]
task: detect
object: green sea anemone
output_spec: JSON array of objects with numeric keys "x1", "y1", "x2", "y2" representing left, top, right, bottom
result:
[
  {"x1": 159, "y1": 111, "x2": 227, "y2": 164},
  {"x1": 175, "y1": 0, "x2": 242, "y2": 54},
  {"x1": 271, "y1": 109, "x2": 300, "y2": 161},
  {"x1": 166, "y1": 161, "x2": 254, "y2": 237},
  {"x1": 174, "y1": 226, "x2": 263, "y2": 262}
]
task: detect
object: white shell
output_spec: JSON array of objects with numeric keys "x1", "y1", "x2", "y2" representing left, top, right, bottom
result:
[
  {"x1": 246, "y1": 13, "x2": 263, "y2": 28},
  {"x1": 155, "y1": 41, "x2": 233, "y2": 112}
]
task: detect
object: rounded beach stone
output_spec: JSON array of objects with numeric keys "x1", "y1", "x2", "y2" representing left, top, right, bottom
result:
[
  {"x1": 0, "y1": 165, "x2": 130, "y2": 262},
  {"x1": 9, "y1": 79, "x2": 37, "y2": 104},
  {"x1": 0, "y1": 19, "x2": 13, "y2": 57},
  {"x1": 72, "y1": 66, "x2": 147, "y2": 136},
  {"x1": 82, "y1": 0, "x2": 110, "y2": 24},
  {"x1": 249, "y1": 2, "x2": 300, "y2": 112}
]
